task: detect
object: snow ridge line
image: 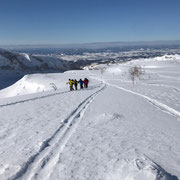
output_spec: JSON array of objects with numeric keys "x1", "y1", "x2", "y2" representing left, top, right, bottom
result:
[
  {"x1": 107, "y1": 83, "x2": 180, "y2": 118},
  {"x1": 10, "y1": 84, "x2": 106, "y2": 180},
  {"x1": 0, "y1": 84, "x2": 102, "y2": 108}
]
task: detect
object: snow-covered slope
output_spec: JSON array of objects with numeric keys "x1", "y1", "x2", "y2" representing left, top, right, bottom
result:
[
  {"x1": 0, "y1": 55, "x2": 180, "y2": 180},
  {"x1": 0, "y1": 72, "x2": 96, "y2": 98},
  {"x1": 0, "y1": 48, "x2": 76, "y2": 73}
]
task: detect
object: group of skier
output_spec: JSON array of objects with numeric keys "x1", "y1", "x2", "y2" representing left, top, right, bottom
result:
[{"x1": 67, "y1": 78, "x2": 89, "y2": 91}]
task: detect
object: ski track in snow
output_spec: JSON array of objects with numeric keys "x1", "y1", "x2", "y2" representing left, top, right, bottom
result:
[
  {"x1": 9, "y1": 84, "x2": 106, "y2": 180},
  {"x1": 107, "y1": 83, "x2": 180, "y2": 119},
  {"x1": 104, "y1": 78, "x2": 180, "y2": 92},
  {"x1": 0, "y1": 84, "x2": 102, "y2": 108},
  {"x1": 90, "y1": 76, "x2": 180, "y2": 119}
]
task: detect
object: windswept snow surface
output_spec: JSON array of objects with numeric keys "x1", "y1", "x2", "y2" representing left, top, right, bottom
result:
[{"x1": 0, "y1": 55, "x2": 180, "y2": 180}]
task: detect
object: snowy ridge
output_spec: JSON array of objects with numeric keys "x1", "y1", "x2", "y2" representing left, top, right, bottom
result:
[
  {"x1": 0, "y1": 74, "x2": 53, "y2": 98},
  {"x1": 0, "y1": 48, "x2": 75, "y2": 73}
]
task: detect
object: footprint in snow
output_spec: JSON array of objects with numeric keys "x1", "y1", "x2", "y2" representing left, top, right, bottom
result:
[{"x1": 105, "y1": 156, "x2": 178, "y2": 180}]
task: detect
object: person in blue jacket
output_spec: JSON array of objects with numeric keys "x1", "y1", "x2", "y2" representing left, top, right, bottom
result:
[{"x1": 78, "y1": 79, "x2": 84, "y2": 89}]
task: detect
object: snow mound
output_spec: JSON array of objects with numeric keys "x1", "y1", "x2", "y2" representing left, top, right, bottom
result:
[
  {"x1": 0, "y1": 75, "x2": 45, "y2": 98},
  {"x1": 153, "y1": 54, "x2": 180, "y2": 61},
  {"x1": 106, "y1": 157, "x2": 178, "y2": 180},
  {"x1": 0, "y1": 73, "x2": 68, "y2": 98},
  {"x1": 106, "y1": 67, "x2": 122, "y2": 74},
  {"x1": 143, "y1": 65, "x2": 159, "y2": 69}
]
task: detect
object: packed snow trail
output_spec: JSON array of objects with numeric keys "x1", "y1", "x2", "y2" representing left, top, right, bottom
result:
[
  {"x1": 90, "y1": 76, "x2": 180, "y2": 118},
  {"x1": 106, "y1": 83, "x2": 180, "y2": 118},
  {"x1": 10, "y1": 84, "x2": 106, "y2": 180}
]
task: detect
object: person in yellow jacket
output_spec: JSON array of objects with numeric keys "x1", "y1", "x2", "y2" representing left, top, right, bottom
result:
[{"x1": 67, "y1": 79, "x2": 75, "y2": 91}]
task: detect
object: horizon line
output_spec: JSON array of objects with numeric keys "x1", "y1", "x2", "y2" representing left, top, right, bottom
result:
[{"x1": 0, "y1": 39, "x2": 180, "y2": 47}]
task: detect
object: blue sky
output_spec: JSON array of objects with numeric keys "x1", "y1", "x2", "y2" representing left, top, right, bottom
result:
[{"x1": 0, "y1": 0, "x2": 180, "y2": 45}]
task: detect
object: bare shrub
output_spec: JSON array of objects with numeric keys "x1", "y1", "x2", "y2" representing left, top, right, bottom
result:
[
  {"x1": 129, "y1": 66, "x2": 144, "y2": 84},
  {"x1": 100, "y1": 67, "x2": 106, "y2": 82},
  {"x1": 100, "y1": 68, "x2": 105, "y2": 75},
  {"x1": 50, "y1": 83, "x2": 57, "y2": 91}
]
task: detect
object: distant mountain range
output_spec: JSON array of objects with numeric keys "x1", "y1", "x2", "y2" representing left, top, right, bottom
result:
[
  {"x1": 0, "y1": 48, "x2": 78, "y2": 74},
  {"x1": 1, "y1": 40, "x2": 180, "y2": 50},
  {"x1": 0, "y1": 48, "x2": 117, "y2": 74},
  {"x1": 1, "y1": 42, "x2": 180, "y2": 74}
]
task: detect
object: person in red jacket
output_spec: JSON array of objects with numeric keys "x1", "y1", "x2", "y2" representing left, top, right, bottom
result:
[
  {"x1": 84, "y1": 78, "x2": 88, "y2": 88},
  {"x1": 85, "y1": 78, "x2": 89, "y2": 88}
]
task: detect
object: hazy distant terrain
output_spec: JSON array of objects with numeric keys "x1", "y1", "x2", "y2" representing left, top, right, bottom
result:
[
  {"x1": 1, "y1": 40, "x2": 180, "y2": 50},
  {"x1": 0, "y1": 41, "x2": 180, "y2": 90}
]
